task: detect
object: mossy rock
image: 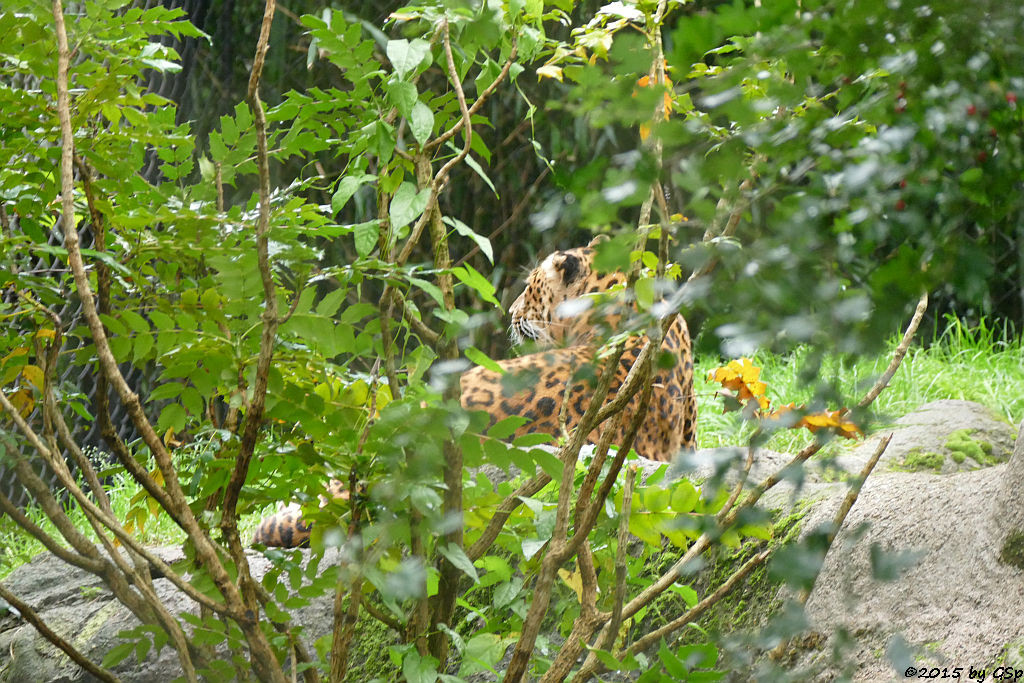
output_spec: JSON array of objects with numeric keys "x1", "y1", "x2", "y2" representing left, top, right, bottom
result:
[
  {"x1": 999, "y1": 530, "x2": 1024, "y2": 571},
  {"x1": 894, "y1": 449, "x2": 945, "y2": 473},
  {"x1": 945, "y1": 429, "x2": 1002, "y2": 467}
]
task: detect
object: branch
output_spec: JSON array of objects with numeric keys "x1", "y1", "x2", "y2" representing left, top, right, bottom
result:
[
  {"x1": 50, "y1": 0, "x2": 245, "y2": 629},
  {"x1": 688, "y1": 176, "x2": 755, "y2": 283},
  {"x1": 466, "y1": 471, "x2": 552, "y2": 561},
  {"x1": 434, "y1": 19, "x2": 473, "y2": 189},
  {"x1": 223, "y1": 0, "x2": 281, "y2": 529},
  {"x1": 425, "y1": 41, "x2": 518, "y2": 153},
  {"x1": 769, "y1": 434, "x2": 892, "y2": 660},
  {"x1": 605, "y1": 465, "x2": 637, "y2": 648},
  {"x1": 0, "y1": 389, "x2": 233, "y2": 618},
  {"x1": 858, "y1": 292, "x2": 928, "y2": 408}
]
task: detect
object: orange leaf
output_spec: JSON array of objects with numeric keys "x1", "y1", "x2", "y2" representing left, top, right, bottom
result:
[{"x1": 8, "y1": 388, "x2": 34, "y2": 418}]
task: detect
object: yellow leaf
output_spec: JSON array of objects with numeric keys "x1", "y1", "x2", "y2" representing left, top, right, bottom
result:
[
  {"x1": 536, "y1": 64, "x2": 563, "y2": 82},
  {"x1": 558, "y1": 567, "x2": 584, "y2": 602},
  {"x1": 20, "y1": 364, "x2": 44, "y2": 391},
  {"x1": 799, "y1": 410, "x2": 862, "y2": 439},
  {"x1": 8, "y1": 388, "x2": 34, "y2": 418},
  {"x1": 147, "y1": 495, "x2": 161, "y2": 518},
  {"x1": 35, "y1": 329, "x2": 56, "y2": 340}
]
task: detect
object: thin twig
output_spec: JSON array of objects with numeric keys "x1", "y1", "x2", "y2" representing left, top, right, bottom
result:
[
  {"x1": 858, "y1": 292, "x2": 928, "y2": 408},
  {"x1": 605, "y1": 465, "x2": 636, "y2": 650},
  {"x1": 768, "y1": 434, "x2": 892, "y2": 661},
  {"x1": 425, "y1": 41, "x2": 518, "y2": 153},
  {"x1": 51, "y1": 0, "x2": 244, "y2": 642}
]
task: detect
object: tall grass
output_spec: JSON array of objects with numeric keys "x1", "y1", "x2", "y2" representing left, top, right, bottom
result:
[{"x1": 695, "y1": 315, "x2": 1024, "y2": 453}]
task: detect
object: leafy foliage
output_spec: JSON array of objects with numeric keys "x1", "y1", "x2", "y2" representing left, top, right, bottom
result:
[{"x1": 2, "y1": 0, "x2": 1023, "y2": 680}]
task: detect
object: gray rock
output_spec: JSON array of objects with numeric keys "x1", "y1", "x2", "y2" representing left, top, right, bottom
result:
[
  {"x1": 0, "y1": 548, "x2": 349, "y2": 683},
  {"x1": 835, "y1": 399, "x2": 1016, "y2": 475},
  {"x1": 784, "y1": 408, "x2": 1024, "y2": 680}
]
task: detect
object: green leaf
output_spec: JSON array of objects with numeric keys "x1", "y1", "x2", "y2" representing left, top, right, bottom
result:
[
  {"x1": 409, "y1": 101, "x2": 434, "y2": 146},
  {"x1": 452, "y1": 263, "x2": 500, "y2": 308},
  {"x1": 315, "y1": 288, "x2": 347, "y2": 317},
  {"x1": 367, "y1": 120, "x2": 396, "y2": 162},
  {"x1": 332, "y1": 174, "x2": 376, "y2": 214},
  {"x1": 465, "y1": 346, "x2": 504, "y2": 373},
  {"x1": 389, "y1": 182, "x2": 431, "y2": 230},
  {"x1": 438, "y1": 543, "x2": 479, "y2": 583},
  {"x1": 591, "y1": 648, "x2": 626, "y2": 671},
  {"x1": 101, "y1": 642, "x2": 136, "y2": 669},
  {"x1": 463, "y1": 150, "x2": 498, "y2": 197},
  {"x1": 353, "y1": 220, "x2": 379, "y2": 257},
  {"x1": 530, "y1": 447, "x2": 563, "y2": 482},
  {"x1": 402, "y1": 650, "x2": 440, "y2": 683},
  {"x1": 99, "y1": 314, "x2": 127, "y2": 336},
  {"x1": 149, "y1": 311, "x2": 175, "y2": 331},
  {"x1": 522, "y1": 538, "x2": 547, "y2": 560},
  {"x1": 629, "y1": 514, "x2": 663, "y2": 546},
  {"x1": 493, "y1": 576, "x2": 523, "y2": 607},
  {"x1": 387, "y1": 79, "x2": 418, "y2": 118},
  {"x1": 459, "y1": 633, "x2": 511, "y2": 677},
  {"x1": 445, "y1": 216, "x2": 494, "y2": 263},
  {"x1": 386, "y1": 38, "x2": 430, "y2": 80},
  {"x1": 120, "y1": 310, "x2": 149, "y2": 334},
  {"x1": 669, "y1": 479, "x2": 700, "y2": 512},
  {"x1": 635, "y1": 276, "x2": 655, "y2": 310},
  {"x1": 486, "y1": 416, "x2": 527, "y2": 439},
  {"x1": 408, "y1": 277, "x2": 444, "y2": 307},
  {"x1": 658, "y1": 639, "x2": 687, "y2": 679},
  {"x1": 641, "y1": 486, "x2": 670, "y2": 513},
  {"x1": 133, "y1": 332, "x2": 154, "y2": 362},
  {"x1": 959, "y1": 167, "x2": 983, "y2": 186},
  {"x1": 148, "y1": 382, "x2": 184, "y2": 402},
  {"x1": 157, "y1": 403, "x2": 187, "y2": 432}
]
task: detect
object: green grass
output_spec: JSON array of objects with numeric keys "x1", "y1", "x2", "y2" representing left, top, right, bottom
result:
[{"x1": 695, "y1": 315, "x2": 1024, "y2": 454}]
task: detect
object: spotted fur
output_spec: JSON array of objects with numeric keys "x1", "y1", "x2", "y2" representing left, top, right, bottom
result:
[
  {"x1": 464, "y1": 238, "x2": 696, "y2": 462},
  {"x1": 253, "y1": 240, "x2": 697, "y2": 547}
]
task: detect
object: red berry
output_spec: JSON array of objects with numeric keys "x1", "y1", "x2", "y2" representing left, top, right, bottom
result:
[
  {"x1": 1007, "y1": 92, "x2": 1018, "y2": 104},
  {"x1": 990, "y1": 127, "x2": 999, "y2": 138},
  {"x1": 967, "y1": 104, "x2": 977, "y2": 116},
  {"x1": 977, "y1": 151, "x2": 988, "y2": 162},
  {"x1": 895, "y1": 199, "x2": 906, "y2": 211},
  {"x1": 899, "y1": 179, "x2": 907, "y2": 189},
  {"x1": 895, "y1": 103, "x2": 906, "y2": 113}
]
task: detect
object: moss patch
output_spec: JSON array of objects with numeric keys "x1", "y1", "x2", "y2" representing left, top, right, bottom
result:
[
  {"x1": 945, "y1": 429, "x2": 998, "y2": 467},
  {"x1": 340, "y1": 611, "x2": 400, "y2": 682},
  {"x1": 682, "y1": 501, "x2": 813, "y2": 643},
  {"x1": 894, "y1": 449, "x2": 944, "y2": 472},
  {"x1": 998, "y1": 530, "x2": 1024, "y2": 570}
]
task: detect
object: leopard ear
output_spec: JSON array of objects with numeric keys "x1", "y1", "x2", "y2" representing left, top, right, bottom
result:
[
  {"x1": 553, "y1": 252, "x2": 582, "y2": 286},
  {"x1": 587, "y1": 234, "x2": 610, "y2": 248}
]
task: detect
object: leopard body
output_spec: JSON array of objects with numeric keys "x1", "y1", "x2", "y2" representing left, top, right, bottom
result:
[{"x1": 253, "y1": 240, "x2": 696, "y2": 547}]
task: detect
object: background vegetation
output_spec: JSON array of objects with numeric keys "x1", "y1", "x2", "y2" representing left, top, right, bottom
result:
[{"x1": 1, "y1": 0, "x2": 1022, "y2": 680}]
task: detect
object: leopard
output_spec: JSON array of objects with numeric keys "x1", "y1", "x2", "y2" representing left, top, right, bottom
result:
[{"x1": 253, "y1": 238, "x2": 697, "y2": 547}]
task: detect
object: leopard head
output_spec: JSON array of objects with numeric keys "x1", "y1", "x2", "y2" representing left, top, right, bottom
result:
[{"x1": 508, "y1": 236, "x2": 621, "y2": 347}]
